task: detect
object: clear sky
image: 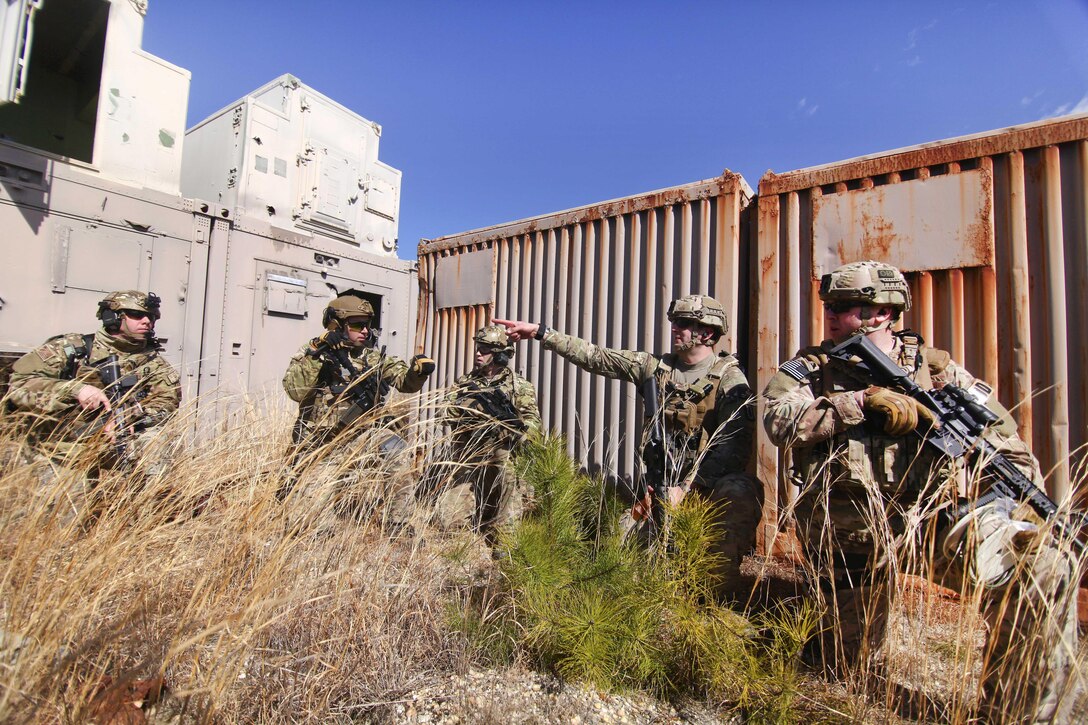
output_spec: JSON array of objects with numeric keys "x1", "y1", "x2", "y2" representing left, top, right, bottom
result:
[{"x1": 143, "y1": 1, "x2": 1088, "y2": 261}]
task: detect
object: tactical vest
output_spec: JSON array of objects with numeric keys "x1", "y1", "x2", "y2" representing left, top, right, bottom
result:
[
  {"x1": 652, "y1": 352, "x2": 740, "y2": 465},
  {"x1": 787, "y1": 331, "x2": 957, "y2": 543}
]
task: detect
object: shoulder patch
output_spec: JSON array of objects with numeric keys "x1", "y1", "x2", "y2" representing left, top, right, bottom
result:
[
  {"x1": 778, "y1": 358, "x2": 811, "y2": 382},
  {"x1": 34, "y1": 345, "x2": 58, "y2": 362}
]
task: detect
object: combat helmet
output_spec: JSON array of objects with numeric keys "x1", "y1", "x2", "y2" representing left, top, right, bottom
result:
[
  {"x1": 667, "y1": 295, "x2": 729, "y2": 337},
  {"x1": 819, "y1": 260, "x2": 912, "y2": 311},
  {"x1": 474, "y1": 324, "x2": 515, "y2": 358},
  {"x1": 323, "y1": 291, "x2": 375, "y2": 328},
  {"x1": 97, "y1": 290, "x2": 161, "y2": 331}
]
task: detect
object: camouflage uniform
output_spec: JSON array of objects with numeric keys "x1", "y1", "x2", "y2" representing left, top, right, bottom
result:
[
  {"x1": 432, "y1": 364, "x2": 540, "y2": 540},
  {"x1": 7, "y1": 316, "x2": 180, "y2": 470},
  {"x1": 282, "y1": 343, "x2": 430, "y2": 447},
  {"x1": 540, "y1": 327, "x2": 761, "y2": 596},
  {"x1": 763, "y1": 262, "x2": 1077, "y2": 722}
]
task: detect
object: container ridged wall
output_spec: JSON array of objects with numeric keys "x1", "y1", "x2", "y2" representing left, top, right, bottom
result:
[
  {"x1": 418, "y1": 173, "x2": 754, "y2": 485},
  {"x1": 756, "y1": 114, "x2": 1088, "y2": 549}
]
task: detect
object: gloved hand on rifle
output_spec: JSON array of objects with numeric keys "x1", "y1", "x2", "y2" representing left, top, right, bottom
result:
[
  {"x1": 410, "y1": 354, "x2": 436, "y2": 377},
  {"x1": 862, "y1": 386, "x2": 938, "y2": 436},
  {"x1": 307, "y1": 329, "x2": 347, "y2": 356}
]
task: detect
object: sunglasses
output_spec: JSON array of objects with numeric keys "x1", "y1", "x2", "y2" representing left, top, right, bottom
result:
[
  {"x1": 671, "y1": 318, "x2": 700, "y2": 330},
  {"x1": 121, "y1": 310, "x2": 151, "y2": 320},
  {"x1": 823, "y1": 301, "x2": 859, "y2": 315},
  {"x1": 343, "y1": 319, "x2": 371, "y2": 331}
]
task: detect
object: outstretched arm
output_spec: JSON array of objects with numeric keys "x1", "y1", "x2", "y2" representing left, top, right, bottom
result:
[{"x1": 492, "y1": 318, "x2": 538, "y2": 343}]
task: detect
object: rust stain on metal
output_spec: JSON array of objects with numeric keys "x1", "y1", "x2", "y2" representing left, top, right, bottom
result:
[
  {"x1": 836, "y1": 240, "x2": 848, "y2": 263},
  {"x1": 963, "y1": 171, "x2": 994, "y2": 265},
  {"x1": 419, "y1": 171, "x2": 752, "y2": 256},
  {"x1": 760, "y1": 115, "x2": 1088, "y2": 195},
  {"x1": 857, "y1": 210, "x2": 897, "y2": 258},
  {"x1": 760, "y1": 253, "x2": 775, "y2": 276}
]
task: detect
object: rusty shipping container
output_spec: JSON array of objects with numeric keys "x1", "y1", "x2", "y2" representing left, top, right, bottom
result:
[
  {"x1": 417, "y1": 173, "x2": 755, "y2": 485},
  {"x1": 756, "y1": 112, "x2": 1088, "y2": 548},
  {"x1": 420, "y1": 113, "x2": 1088, "y2": 554}
]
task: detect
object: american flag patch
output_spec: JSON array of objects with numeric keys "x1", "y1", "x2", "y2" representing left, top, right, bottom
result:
[{"x1": 778, "y1": 358, "x2": 810, "y2": 382}]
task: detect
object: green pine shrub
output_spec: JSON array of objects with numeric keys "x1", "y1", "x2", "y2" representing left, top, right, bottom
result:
[{"x1": 453, "y1": 433, "x2": 818, "y2": 720}]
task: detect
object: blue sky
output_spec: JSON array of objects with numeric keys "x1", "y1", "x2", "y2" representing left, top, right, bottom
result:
[{"x1": 144, "y1": 1, "x2": 1088, "y2": 261}]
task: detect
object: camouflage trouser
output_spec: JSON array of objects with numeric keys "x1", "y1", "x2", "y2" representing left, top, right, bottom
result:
[
  {"x1": 797, "y1": 495, "x2": 1078, "y2": 723},
  {"x1": 700, "y1": 472, "x2": 764, "y2": 599},
  {"x1": 430, "y1": 454, "x2": 525, "y2": 545},
  {"x1": 13, "y1": 425, "x2": 176, "y2": 529},
  {"x1": 622, "y1": 472, "x2": 763, "y2": 601}
]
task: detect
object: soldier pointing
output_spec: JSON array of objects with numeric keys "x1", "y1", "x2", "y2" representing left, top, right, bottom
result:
[{"x1": 495, "y1": 294, "x2": 762, "y2": 599}]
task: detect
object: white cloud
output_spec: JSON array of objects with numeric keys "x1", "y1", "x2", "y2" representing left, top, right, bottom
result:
[
  {"x1": 796, "y1": 98, "x2": 819, "y2": 117},
  {"x1": 1043, "y1": 94, "x2": 1088, "y2": 118},
  {"x1": 907, "y1": 55, "x2": 922, "y2": 67},
  {"x1": 1021, "y1": 90, "x2": 1044, "y2": 107},
  {"x1": 906, "y1": 19, "x2": 938, "y2": 50}
]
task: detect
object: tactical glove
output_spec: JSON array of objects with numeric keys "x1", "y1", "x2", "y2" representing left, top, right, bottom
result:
[
  {"x1": 307, "y1": 329, "x2": 346, "y2": 356},
  {"x1": 411, "y1": 354, "x2": 436, "y2": 377},
  {"x1": 863, "y1": 386, "x2": 937, "y2": 436}
]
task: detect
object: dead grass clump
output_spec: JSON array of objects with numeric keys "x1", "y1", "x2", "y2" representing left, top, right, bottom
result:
[{"x1": 0, "y1": 393, "x2": 469, "y2": 723}]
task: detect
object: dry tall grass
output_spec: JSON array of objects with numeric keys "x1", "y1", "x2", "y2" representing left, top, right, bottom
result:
[
  {"x1": 0, "y1": 392, "x2": 477, "y2": 723},
  {"x1": 2, "y1": 389, "x2": 1085, "y2": 724},
  {"x1": 762, "y1": 445, "x2": 1088, "y2": 723}
]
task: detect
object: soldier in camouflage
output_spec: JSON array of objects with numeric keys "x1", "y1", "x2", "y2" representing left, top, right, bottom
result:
[
  {"x1": 495, "y1": 295, "x2": 762, "y2": 599},
  {"x1": 282, "y1": 291, "x2": 435, "y2": 449},
  {"x1": 431, "y1": 324, "x2": 541, "y2": 544},
  {"x1": 6, "y1": 290, "x2": 181, "y2": 472},
  {"x1": 762, "y1": 260, "x2": 1077, "y2": 721},
  {"x1": 281, "y1": 291, "x2": 435, "y2": 520}
]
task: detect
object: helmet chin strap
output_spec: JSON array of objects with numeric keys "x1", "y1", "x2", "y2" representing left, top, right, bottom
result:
[
  {"x1": 673, "y1": 324, "x2": 716, "y2": 353},
  {"x1": 854, "y1": 307, "x2": 897, "y2": 336}
]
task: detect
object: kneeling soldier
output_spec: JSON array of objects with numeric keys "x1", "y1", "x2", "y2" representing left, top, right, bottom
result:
[
  {"x1": 433, "y1": 324, "x2": 540, "y2": 545},
  {"x1": 762, "y1": 260, "x2": 1077, "y2": 721},
  {"x1": 281, "y1": 291, "x2": 435, "y2": 520},
  {"x1": 6, "y1": 291, "x2": 181, "y2": 522}
]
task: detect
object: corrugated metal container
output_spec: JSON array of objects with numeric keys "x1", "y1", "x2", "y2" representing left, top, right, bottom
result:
[
  {"x1": 418, "y1": 173, "x2": 755, "y2": 484},
  {"x1": 756, "y1": 113, "x2": 1088, "y2": 548}
]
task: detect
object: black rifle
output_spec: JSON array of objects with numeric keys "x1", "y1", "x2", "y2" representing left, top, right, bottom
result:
[
  {"x1": 318, "y1": 344, "x2": 391, "y2": 430},
  {"x1": 94, "y1": 354, "x2": 141, "y2": 464},
  {"x1": 634, "y1": 376, "x2": 666, "y2": 523},
  {"x1": 459, "y1": 382, "x2": 526, "y2": 438},
  {"x1": 828, "y1": 332, "x2": 1084, "y2": 551}
]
